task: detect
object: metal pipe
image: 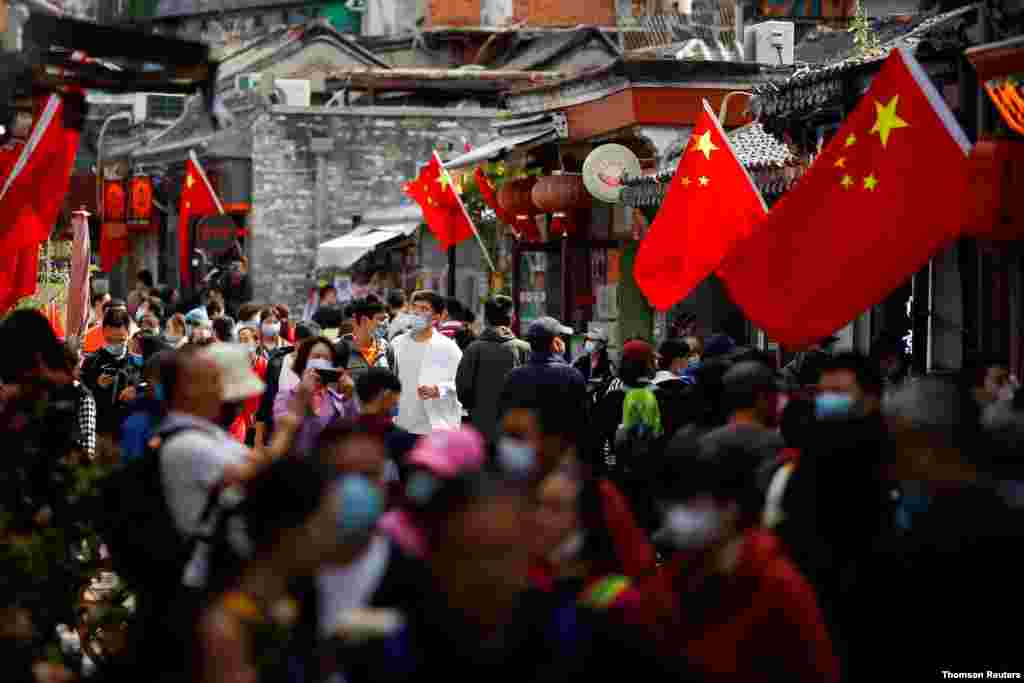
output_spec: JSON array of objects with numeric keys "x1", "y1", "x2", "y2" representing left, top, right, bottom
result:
[
  {"x1": 95, "y1": 111, "x2": 134, "y2": 218},
  {"x1": 718, "y1": 91, "x2": 753, "y2": 124}
]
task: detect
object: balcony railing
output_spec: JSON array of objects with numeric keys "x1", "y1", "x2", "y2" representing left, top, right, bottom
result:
[{"x1": 618, "y1": 1, "x2": 741, "y2": 52}]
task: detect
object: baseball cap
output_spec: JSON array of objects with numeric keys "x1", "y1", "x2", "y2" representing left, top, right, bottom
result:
[
  {"x1": 622, "y1": 339, "x2": 655, "y2": 364},
  {"x1": 585, "y1": 329, "x2": 609, "y2": 343},
  {"x1": 200, "y1": 343, "x2": 265, "y2": 402},
  {"x1": 526, "y1": 316, "x2": 573, "y2": 340}
]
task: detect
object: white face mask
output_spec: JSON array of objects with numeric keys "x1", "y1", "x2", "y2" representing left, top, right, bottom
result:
[
  {"x1": 548, "y1": 531, "x2": 585, "y2": 564},
  {"x1": 410, "y1": 313, "x2": 432, "y2": 333},
  {"x1": 653, "y1": 503, "x2": 724, "y2": 551}
]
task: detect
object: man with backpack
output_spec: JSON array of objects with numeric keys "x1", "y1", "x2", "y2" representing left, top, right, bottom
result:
[
  {"x1": 102, "y1": 344, "x2": 266, "y2": 680},
  {"x1": 457, "y1": 296, "x2": 530, "y2": 440}
]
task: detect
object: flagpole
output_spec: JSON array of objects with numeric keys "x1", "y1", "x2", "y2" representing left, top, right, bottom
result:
[
  {"x1": 189, "y1": 149, "x2": 226, "y2": 215},
  {"x1": 435, "y1": 152, "x2": 495, "y2": 273}
]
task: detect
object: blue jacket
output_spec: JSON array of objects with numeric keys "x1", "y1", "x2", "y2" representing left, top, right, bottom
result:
[
  {"x1": 120, "y1": 398, "x2": 165, "y2": 463},
  {"x1": 499, "y1": 352, "x2": 587, "y2": 444}
]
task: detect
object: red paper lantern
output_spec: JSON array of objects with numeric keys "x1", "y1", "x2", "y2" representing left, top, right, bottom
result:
[
  {"x1": 498, "y1": 176, "x2": 543, "y2": 242},
  {"x1": 531, "y1": 172, "x2": 592, "y2": 213},
  {"x1": 127, "y1": 175, "x2": 154, "y2": 224},
  {"x1": 103, "y1": 179, "x2": 126, "y2": 223}
]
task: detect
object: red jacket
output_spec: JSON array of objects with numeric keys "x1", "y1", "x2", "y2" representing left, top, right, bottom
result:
[{"x1": 650, "y1": 529, "x2": 839, "y2": 683}]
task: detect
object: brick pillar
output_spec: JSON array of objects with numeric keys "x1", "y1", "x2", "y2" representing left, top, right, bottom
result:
[
  {"x1": 517, "y1": 0, "x2": 618, "y2": 26},
  {"x1": 428, "y1": 0, "x2": 482, "y2": 26}
]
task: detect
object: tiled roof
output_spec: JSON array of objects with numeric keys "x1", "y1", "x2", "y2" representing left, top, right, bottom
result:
[
  {"x1": 216, "y1": 19, "x2": 388, "y2": 85},
  {"x1": 752, "y1": 4, "x2": 979, "y2": 118},
  {"x1": 499, "y1": 28, "x2": 622, "y2": 70}
]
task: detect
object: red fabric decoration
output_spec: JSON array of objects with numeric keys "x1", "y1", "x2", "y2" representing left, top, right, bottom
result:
[
  {"x1": 597, "y1": 478, "x2": 657, "y2": 579},
  {"x1": 404, "y1": 153, "x2": 475, "y2": 250},
  {"x1": 100, "y1": 224, "x2": 131, "y2": 272},
  {"x1": 634, "y1": 100, "x2": 767, "y2": 312},
  {"x1": 718, "y1": 49, "x2": 972, "y2": 349},
  {"x1": 178, "y1": 152, "x2": 224, "y2": 288}
]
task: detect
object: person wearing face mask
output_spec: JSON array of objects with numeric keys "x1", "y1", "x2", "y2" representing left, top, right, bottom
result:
[
  {"x1": 355, "y1": 368, "x2": 418, "y2": 474},
  {"x1": 345, "y1": 295, "x2": 395, "y2": 380},
  {"x1": 456, "y1": 295, "x2": 530, "y2": 442},
  {"x1": 164, "y1": 313, "x2": 188, "y2": 349},
  {"x1": 274, "y1": 336, "x2": 357, "y2": 457},
  {"x1": 81, "y1": 308, "x2": 145, "y2": 463},
  {"x1": 572, "y1": 329, "x2": 615, "y2": 386},
  {"x1": 775, "y1": 352, "x2": 898, "y2": 658},
  {"x1": 651, "y1": 338, "x2": 703, "y2": 445},
  {"x1": 257, "y1": 307, "x2": 288, "y2": 358},
  {"x1": 529, "y1": 465, "x2": 648, "y2": 617},
  {"x1": 499, "y1": 316, "x2": 586, "y2": 451},
  {"x1": 390, "y1": 291, "x2": 463, "y2": 436},
  {"x1": 648, "y1": 451, "x2": 839, "y2": 683}
]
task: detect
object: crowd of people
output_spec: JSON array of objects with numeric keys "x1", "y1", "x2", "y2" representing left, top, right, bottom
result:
[{"x1": 2, "y1": 266, "x2": 1024, "y2": 682}]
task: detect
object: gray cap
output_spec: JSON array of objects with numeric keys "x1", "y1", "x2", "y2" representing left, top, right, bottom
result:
[
  {"x1": 526, "y1": 316, "x2": 573, "y2": 340},
  {"x1": 883, "y1": 376, "x2": 961, "y2": 436},
  {"x1": 585, "y1": 328, "x2": 608, "y2": 343}
]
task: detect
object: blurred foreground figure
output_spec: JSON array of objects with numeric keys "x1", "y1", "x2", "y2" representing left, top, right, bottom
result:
[
  {"x1": 841, "y1": 377, "x2": 1024, "y2": 677},
  {"x1": 0, "y1": 311, "x2": 89, "y2": 683}
]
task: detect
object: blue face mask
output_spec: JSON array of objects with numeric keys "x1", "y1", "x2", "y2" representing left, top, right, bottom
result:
[
  {"x1": 335, "y1": 475, "x2": 384, "y2": 540},
  {"x1": 815, "y1": 392, "x2": 855, "y2": 420},
  {"x1": 153, "y1": 384, "x2": 165, "y2": 402},
  {"x1": 497, "y1": 437, "x2": 536, "y2": 479},
  {"x1": 387, "y1": 405, "x2": 399, "y2": 419}
]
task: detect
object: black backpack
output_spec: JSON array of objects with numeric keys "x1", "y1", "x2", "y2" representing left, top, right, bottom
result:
[{"x1": 97, "y1": 423, "x2": 226, "y2": 591}]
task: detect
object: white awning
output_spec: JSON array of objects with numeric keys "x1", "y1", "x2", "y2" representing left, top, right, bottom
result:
[
  {"x1": 443, "y1": 128, "x2": 557, "y2": 170},
  {"x1": 317, "y1": 223, "x2": 419, "y2": 270}
]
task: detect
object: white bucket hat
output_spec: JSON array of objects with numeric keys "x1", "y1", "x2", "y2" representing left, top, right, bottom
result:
[{"x1": 200, "y1": 343, "x2": 265, "y2": 402}]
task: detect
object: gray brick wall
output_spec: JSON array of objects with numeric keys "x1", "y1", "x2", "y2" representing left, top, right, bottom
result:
[{"x1": 251, "y1": 106, "x2": 498, "y2": 313}]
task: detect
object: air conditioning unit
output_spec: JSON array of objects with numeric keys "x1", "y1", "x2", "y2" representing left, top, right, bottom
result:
[
  {"x1": 744, "y1": 21, "x2": 795, "y2": 66},
  {"x1": 135, "y1": 93, "x2": 187, "y2": 122},
  {"x1": 273, "y1": 79, "x2": 312, "y2": 107}
]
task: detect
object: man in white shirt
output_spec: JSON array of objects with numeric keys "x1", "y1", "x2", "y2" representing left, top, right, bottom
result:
[{"x1": 391, "y1": 291, "x2": 462, "y2": 434}]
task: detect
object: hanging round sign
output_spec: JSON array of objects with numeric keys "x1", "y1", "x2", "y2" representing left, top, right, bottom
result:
[{"x1": 582, "y1": 144, "x2": 641, "y2": 204}]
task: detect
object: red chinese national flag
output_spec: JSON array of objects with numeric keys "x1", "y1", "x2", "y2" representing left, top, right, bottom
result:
[
  {"x1": 403, "y1": 152, "x2": 475, "y2": 250},
  {"x1": 0, "y1": 93, "x2": 82, "y2": 254},
  {"x1": 718, "y1": 48, "x2": 972, "y2": 349},
  {"x1": 634, "y1": 100, "x2": 767, "y2": 311},
  {"x1": 178, "y1": 150, "x2": 224, "y2": 287}
]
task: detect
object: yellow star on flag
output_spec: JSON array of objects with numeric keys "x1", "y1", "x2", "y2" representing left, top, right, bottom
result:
[
  {"x1": 698, "y1": 176, "x2": 710, "y2": 187},
  {"x1": 870, "y1": 95, "x2": 909, "y2": 147},
  {"x1": 840, "y1": 174, "x2": 854, "y2": 189},
  {"x1": 691, "y1": 131, "x2": 719, "y2": 161},
  {"x1": 437, "y1": 172, "x2": 451, "y2": 191},
  {"x1": 834, "y1": 157, "x2": 846, "y2": 168},
  {"x1": 680, "y1": 176, "x2": 691, "y2": 186},
  {"x1": 845, "y1": 134, "x2": 856, "y2": 147},
  {"x1": 186, "y1": 173, "x2": 195, "y2": 188},
  {"x1": 863, "y1": 174, "x2": 879, "y2": 191}
]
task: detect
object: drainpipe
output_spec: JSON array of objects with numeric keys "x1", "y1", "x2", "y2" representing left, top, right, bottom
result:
[{"x1": 310, "y1": 136, "x2": 334, "y2": 291}]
